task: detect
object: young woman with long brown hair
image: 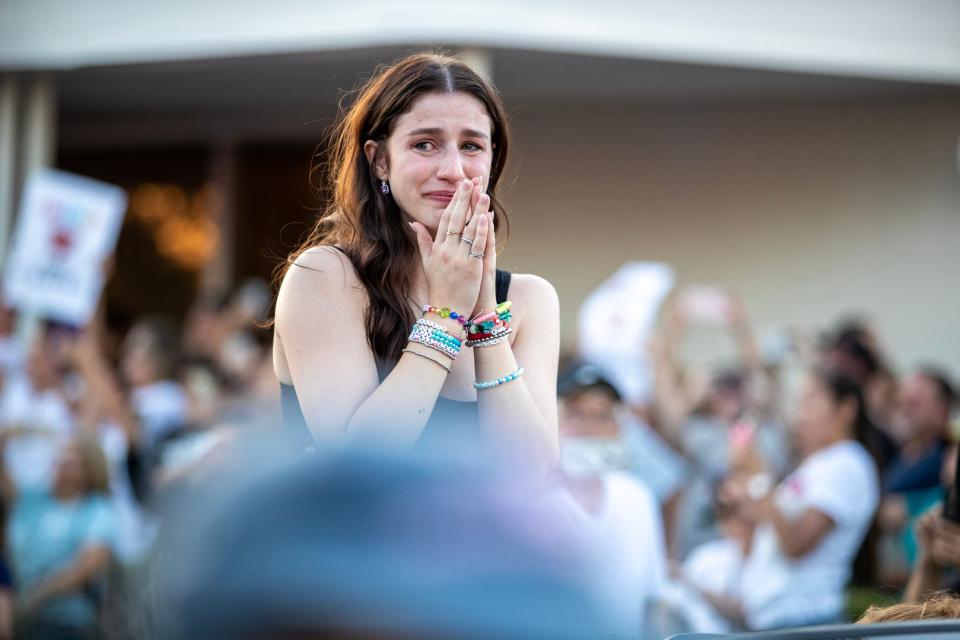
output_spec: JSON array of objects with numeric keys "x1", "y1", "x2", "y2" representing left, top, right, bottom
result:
[{"x1": 272, "y1": 53, "x2": 560, "y2": 475}]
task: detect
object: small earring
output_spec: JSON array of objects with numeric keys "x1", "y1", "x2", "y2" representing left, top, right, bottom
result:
[{"x1": 380, "y1": 179, "x2": 390, "y2": 195}]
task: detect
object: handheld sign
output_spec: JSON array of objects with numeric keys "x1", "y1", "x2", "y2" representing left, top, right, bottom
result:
[{"x1": 3, "y1": 168, "x2": 126, "y2": 327}]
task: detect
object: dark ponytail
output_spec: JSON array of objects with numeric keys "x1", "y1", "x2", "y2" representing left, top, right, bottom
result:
[{"x1": 812, "y1": 367, "x2": 882, "y2": 468}]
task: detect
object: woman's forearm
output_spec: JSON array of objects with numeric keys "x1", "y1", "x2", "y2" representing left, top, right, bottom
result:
[
  {"x1": 343, "y1": 349, "x2": 453, "y2": 447},
  {"x1": 474, "y1": 340, "x2": 558, "y2": 477}
]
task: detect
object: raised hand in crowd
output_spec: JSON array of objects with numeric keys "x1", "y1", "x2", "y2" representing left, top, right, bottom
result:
[{"x1": 905, "y1": 504, "x2": 960, "y2": 602}]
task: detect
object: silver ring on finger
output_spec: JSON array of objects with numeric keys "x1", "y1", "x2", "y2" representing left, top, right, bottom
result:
[
  {"x1": 469, "y1": 251, "x2": 485, "y2": 259},
  {"x1": 461, "y1": 237, "x2": 474, "y2": 246}
]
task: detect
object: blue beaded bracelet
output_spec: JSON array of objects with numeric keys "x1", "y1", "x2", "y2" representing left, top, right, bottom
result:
[{"x1": 474, "y1": 367, "x2": 525, "y2": 390}]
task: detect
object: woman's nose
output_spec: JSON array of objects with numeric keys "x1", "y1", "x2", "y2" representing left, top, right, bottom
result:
[{"x1": 436, "y1": 148, "x2": 466, "y2": 182}]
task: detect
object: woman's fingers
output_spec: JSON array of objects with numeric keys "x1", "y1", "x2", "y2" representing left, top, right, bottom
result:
[
  {"x1": 434, "y1": 181, "x2": 465, "y2": 248},
  {"x1": 460, "y1": 204, "x2": 482, "y2": 252},
  {"x1": 470, "y1": 213, "x2": 489, "y2": 263},
  {"x1": 444, "y1": 179, "x2": 473, "y2": 243},
  {"x1": 409, "y1": 221, "x2": 434, "y2": 267},
  {"x1": 484, "y1": 210, "x2": 496, "y2": 256},
  {"x1": 465, "y1": 176, "x2": 483, "y2": 226}
]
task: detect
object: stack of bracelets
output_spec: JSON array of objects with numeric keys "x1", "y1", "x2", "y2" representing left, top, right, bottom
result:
[
  {"x1": 408, "y1": 302, "x2": 522, "y2": 389},
  {"x1": 464, "y1": 301, "x2": 512, "y2": 347}
]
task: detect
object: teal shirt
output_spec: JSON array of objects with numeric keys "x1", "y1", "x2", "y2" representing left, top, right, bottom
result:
[{"x1": 8, "y1": 488, "x2": 116, "y2": 627}]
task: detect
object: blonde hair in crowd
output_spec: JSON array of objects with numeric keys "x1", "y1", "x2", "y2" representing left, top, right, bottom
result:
[{"x1": 857, "y1": 593, "x2": 960, "y2": 623}]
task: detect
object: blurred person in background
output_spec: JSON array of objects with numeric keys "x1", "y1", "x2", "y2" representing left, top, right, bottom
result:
[
  {"x1": 880, "y1": 369, "x2": 956, "y2": 566},
  {"x1": 151, "y1": 436, "x2": 607, "y2": 640},
  {"x1": 558, "y1": 360, "x2": 687, "y2": 506},
  {"x1": 661, "y1": 481, "x2": 754, "y2": 633},
  {"x1": 118, "y1": 316, "x2": 188, "y2": 454},
  {"x1": 726, "y1": 368, "x2": 881, "y2": 629},
  {"x1": 273, "y1": 53, "x2": 559, "y2": 474},
  {"x1": 181, "y1": 290, "x2": 231, "y2": 365},
  {"x1": 555, "y1": 363, "x2": 669, "y2": 638},
  {"x1": 652, "y1": 289, "x2": 789, "y2": 558},
  {"x1": 2, "y1": 431, "x2": 116, "y2": 640},
  {"x1": 59, "y1": 328, "x2": 158, "y2": 566},
  {"x1": 903, "y1": 442, "x2": 960, "y2": 603},
  {"x1": 0, "y1": 328, "x2": 75, "y2": 491},
  {"x1": 820, "y1": 321, "x2": 898, "y2": 472}
]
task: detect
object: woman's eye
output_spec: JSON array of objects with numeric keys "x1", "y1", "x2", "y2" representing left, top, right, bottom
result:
[
  {"x1": 413, "y1": 141, "x2": 436, "y2": 151},
  {"x1": 462, "y1": 142, "x2": 483, "y2": 152}
]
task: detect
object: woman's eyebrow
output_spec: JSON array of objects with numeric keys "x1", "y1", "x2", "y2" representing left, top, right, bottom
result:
[{"x1": 405, "y1": 126, "x2": 489, "y2": 140}]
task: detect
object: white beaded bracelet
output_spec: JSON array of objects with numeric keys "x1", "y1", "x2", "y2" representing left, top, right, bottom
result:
[{"x1": 474, "y1": 367, "x2": 525, "y2": 390}]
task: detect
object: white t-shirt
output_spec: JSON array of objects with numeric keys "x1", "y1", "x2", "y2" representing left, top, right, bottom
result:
[
  {"x1": 680, "y1": 537, "x2": 745, "y2": 633},
  {"x1": 741, "y1": 439, "x2": 879, "y2": 629},
  {"x1": 560, "y1": 472, "x2": 668, "y2": 638},
  {"x1": 0, "y1": 376, "x2": 74, "y2": 489}
]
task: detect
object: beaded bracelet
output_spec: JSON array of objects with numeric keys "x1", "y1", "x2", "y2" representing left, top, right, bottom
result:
[
  {"x1": 409, "y1": 324, "x2": 460, "y2": 359},
  {"x1": 474, "y1": 367, "x2": 525, "y2": 390},
  {"x1": 402, "y1": 348, "x2": 452, "y2": 373},
  {"x1": 415, "y1": 317, "x2": 462, "y2": 340},
  {"x1": 465, "y1": 327, "x2": 512, "y2": 348},
  {"x1": 423, "y1": 305, "x2": 470, "y2": 328},
  {"x1": 414, "y1": 319, "x2": 462, "y2": 347},
  {"x1": 467, "y1": 301, "x2": 512, "y2": 336}
]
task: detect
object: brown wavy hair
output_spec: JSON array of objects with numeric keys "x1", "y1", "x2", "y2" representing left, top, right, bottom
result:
[{"x1": 279, "y1": 52, "x2": 511, "y2": 376}]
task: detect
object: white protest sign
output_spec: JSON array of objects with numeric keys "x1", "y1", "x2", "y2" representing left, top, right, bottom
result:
[
  {"x1": 578, "y1": 262, "x2": 675, "y2": 406},
  {"x1": 3, "y1": 168, "x2": 127, "y2": 327}
]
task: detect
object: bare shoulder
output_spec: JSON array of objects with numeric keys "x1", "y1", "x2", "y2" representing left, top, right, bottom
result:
[
  {"x1": 507, "y1": 273, "x2": 559, "y2": 310},
  {"x1": 277, "y1": 247, "x2": 360, "y2": 315},
  {"x1": 283, "y1": 246, "x2": 355, "y2": 291},
  {"x1": 276, "y1": 246, "x2": 366, "y2": 341}
]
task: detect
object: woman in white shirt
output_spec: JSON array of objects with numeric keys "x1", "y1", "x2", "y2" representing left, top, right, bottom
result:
[{"x1": 729, "y1": 368, "x2": 880, "y2": 629}]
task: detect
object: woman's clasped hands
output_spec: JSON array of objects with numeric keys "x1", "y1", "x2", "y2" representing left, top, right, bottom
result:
[{"x1": 409, "y1": 176, "x2": 498, "y2": 319}]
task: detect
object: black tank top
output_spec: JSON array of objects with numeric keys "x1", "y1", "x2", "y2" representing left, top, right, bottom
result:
[{"x1": 280, "y1": 269, "x2": 512, "y2": 449}]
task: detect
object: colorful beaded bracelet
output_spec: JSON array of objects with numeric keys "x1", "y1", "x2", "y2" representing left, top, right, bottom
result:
[
  {"x1": 467, "y1": 301, "x2": 512, "y2": 335},
  {"x1": 474, "y1": 367, "x2": 525, "y2": 390},
  {"x1": 423, "y1": 305, "x2": 469, "y2": 327}
]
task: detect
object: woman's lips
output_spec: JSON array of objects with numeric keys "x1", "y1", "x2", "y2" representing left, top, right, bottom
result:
[{"x1": 424, "y1": 192, "x2": 454, "y2": 205}]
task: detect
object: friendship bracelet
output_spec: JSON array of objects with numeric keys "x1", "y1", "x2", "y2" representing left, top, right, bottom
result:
[
  {"x1": 465, "y1": 328, "x2": 512, "y2": 348},
  {"x1": 415, "y1": 318, "x2": 463, "y2": 340},
  {"x1": 402, "y1": 348, "x2": 452, "y2": 373},
  {"x1": 467, "y1": 301, "x2": 512, "y2": 335},
  {"x1": 474, "y1": 367, "x2": 525, "y2": 390},
  {"x1": 422, "y1": 305, "x2": 470, "y2": 327},
  {"x1": 409, "y1": 332, "x2": 460, "y2": 360},
  {"x1": 466, "y1": 323, "x2": 511, "y2": 342},
  {"x1": 470, "y1": 301, "x2": 512, "y2": 325},
  {"x1": 411, "y1": 323, "x2": 461, "y2": 348}
]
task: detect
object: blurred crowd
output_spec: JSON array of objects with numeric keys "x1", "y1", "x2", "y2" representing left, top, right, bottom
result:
[
  {"x1": 0, "y1": 280, "x2": 277, "y2": 639},
  {"x1": 0, "y1": 281, "x2": 957, "y2": 639},
  {"x1": 555, "y1": 289, "x2": 959, "y2": 636}
]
